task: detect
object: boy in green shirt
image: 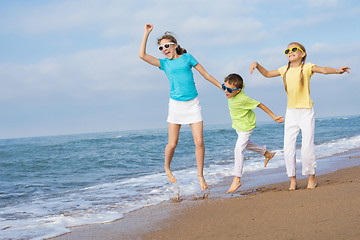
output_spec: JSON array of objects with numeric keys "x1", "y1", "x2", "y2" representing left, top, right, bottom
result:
[{"x1": 223, "y1": 73, "x2": 284, "y2": 193}]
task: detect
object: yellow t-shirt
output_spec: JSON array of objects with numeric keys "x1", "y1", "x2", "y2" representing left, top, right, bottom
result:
[{"x1": 278, "y1": 62, "x2": 316, "y2": 109}]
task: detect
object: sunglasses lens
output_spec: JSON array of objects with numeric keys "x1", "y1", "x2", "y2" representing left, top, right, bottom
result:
[
  {"x1": 158, "y1": 46, "x2": 163, "y2": 51},
  {"x1": 222, "y1": 84, "x2": 235, "y2": 93},
  {"x1": 164, "y1": 44, "x2": 170, "y2": 48},
  {"x1": 292, "y1": 47, "x2": 298, "y2": 52},
  {"x1": 285, "y1": 49, "x2": 290, "y2": 55}
]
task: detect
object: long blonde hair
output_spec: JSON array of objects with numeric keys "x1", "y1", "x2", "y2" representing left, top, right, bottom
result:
[{"x1": 283, "y1": 42, "x2": 307, "y2": 93}]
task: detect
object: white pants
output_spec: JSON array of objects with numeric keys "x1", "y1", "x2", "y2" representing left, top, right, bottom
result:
[
  {"x1": 233, "y1": 129, "x2": 266, "y2": 177},
  {"x1": 284, "y1": 108, "x2": 316, "y2": 177}
]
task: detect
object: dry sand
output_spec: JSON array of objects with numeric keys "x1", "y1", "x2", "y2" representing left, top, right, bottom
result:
[
  {"x1": 143, "y1": 165, "x2": 360, "y2": 240},
  {"x1": 53, "y1": 157, "x2": 360, "y2": 240}
]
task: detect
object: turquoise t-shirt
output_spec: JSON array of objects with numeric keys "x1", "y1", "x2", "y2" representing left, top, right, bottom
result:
[
  {"x1": 228, "y1": 90, "x2": 260, "y2": 132},
  {"x1": 159, "y1": 53, "x2": 199, "y2": 101}
]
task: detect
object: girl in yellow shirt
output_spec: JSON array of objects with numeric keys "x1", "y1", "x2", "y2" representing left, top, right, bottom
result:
[{"x1": 249, "y1": 42, "x2": 350, "y2": 191}]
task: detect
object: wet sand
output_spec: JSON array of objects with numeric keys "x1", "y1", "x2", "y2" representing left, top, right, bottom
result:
[
  {"x1": 142, "y1": 164, "x2": 360, "y2": 240},
  {"x1": 53, "y1": 153, "x2": 360, "y2": 240}
]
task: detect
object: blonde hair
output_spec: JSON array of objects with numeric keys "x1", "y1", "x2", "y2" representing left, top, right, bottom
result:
[{"x1": 283, "y1": 42, "x2": 307, "y2": 93}]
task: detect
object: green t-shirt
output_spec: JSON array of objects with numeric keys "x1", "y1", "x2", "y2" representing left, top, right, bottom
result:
[{"x1": 228, "y1": 91, "x2": 260, "y2": 132}]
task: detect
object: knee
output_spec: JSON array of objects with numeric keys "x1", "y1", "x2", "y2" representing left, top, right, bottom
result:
[
  {"x1": 235, "y1": 142, "x2": 247, "y2": 151},
  {"x1": 166, "y1": 142, "x2": 178, "y2": 150},
  {"x1": 194, "y1": 138, "x2": 204, "y2": 149}
]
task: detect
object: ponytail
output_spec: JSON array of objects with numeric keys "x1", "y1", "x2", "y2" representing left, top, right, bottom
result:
[
  {"x1": 282, "y1": 62, "x2": 291, "y2": 93},
  {"x1": 283, "y1": 42, "x2": 307, "y2": 92},
  {"x1": 299, "y1": 62, "x2": 305, "y2": 88},
  {"x1": 176, "y1": 45, "x2": 187, "y2": 55}
]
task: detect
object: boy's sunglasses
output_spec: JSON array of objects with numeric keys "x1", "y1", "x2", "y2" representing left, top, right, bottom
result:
[
  {"x1": 158, "y1": 42, "x2": 175, "y2": 51},
  {"x1": 284, "y1": 47, "x2": 304, "y2": 55},
  {"x1": 222, "y1": 83, "x2": 240, "y2": 93}
]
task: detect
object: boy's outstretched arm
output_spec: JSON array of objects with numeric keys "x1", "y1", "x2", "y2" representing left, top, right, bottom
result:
[
  {"x1": 250, "y1": 62, "x2": 280, "y2": 78},
  {"x1": 257, "y1": 103, "x2": 284, "y2": 123},
  {"x1": 312, "y1": 65, "x2": 351, "y2": 74}
]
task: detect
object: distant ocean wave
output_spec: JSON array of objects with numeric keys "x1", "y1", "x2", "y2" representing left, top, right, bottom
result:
[{"x1": 1, "y1": 115, "x2": 360, "y2": 240}]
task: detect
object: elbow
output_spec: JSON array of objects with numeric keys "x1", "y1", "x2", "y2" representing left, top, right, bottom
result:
[
  {"x1": 139, "y1": 50, "x2": 146, "y2": 60},
  {"x1": 200, "y1": 72, "x2": 211, "y2": 81},
  {"x1": 264, "y1": 73, "x2": 272, "y2": 78},
  {"x1": 260, "y1": 70, "x2": 272, "y2": 78},
  {"x1": 204, "y1": 73, "x2": 212, "y2": 81}
]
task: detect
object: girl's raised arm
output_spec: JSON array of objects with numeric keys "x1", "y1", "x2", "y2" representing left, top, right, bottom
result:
[
  {"x1": 312, "y1": 65, "x2": 351, "y2": 75},
  {"x1": 250, "y1": 62, "x2": 280, "y2": 78},
  {"x1": 194, "y1": 63, "x2": 222, "y2": 90},
  {"x1": 139, "y1": 24, "x2": 161, "y2": 68}
]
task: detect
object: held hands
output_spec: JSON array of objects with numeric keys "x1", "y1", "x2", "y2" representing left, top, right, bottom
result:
[
  {"x1": 336, "y1": 66, "x2": 351, "y2": 74},
  {"x1": 249, "y1": 62, "x2": 258, "y2": 74},
  {"x1": 144, "y1": 24, "x2": 153, "y2": 34},
  {"x1": 274, "y1": 116, "x2": 285, "y2": 124}
]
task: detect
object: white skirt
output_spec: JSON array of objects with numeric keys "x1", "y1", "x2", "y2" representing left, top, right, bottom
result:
[{"x1": 167, "y1": 96, "x2": 203, "y2": 124}]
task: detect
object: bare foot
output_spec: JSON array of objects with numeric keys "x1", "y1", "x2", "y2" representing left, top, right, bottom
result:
[
  {"x1": 307, "y1": 182, "x2": 318, "y2": 189},
  {"x1": 165, "y1": 167, "x2": 177, "y2": 183},
  {"x1": 289, "y1": 182, "x2": 297, "y2": 191},
  {"x1": 264, "y1": 151, "x2": 275, "y2": 167},
  {"x1": 307, "y1": 175, "x2": 317, "y2": 189},
  {"x1": 289, "y1": 177, "x2": 297, "y2": 191},
  {"x1": 198, "y1": 176, "x2": 208, "y2": 191},
  {"x1": 227, "y1": 177, "x2": 242, "y2": 193}
]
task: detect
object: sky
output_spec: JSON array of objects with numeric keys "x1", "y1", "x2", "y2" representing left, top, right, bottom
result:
[{"x1": 0, "y1": 0, "x2": 359, "y2": 139}]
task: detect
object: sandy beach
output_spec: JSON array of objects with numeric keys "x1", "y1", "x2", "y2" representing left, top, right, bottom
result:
[
  {"x1": 143, "y1": 164, "x2": 360, "y2": 240},
  {"x1": 52, "y1": 150, "x2": 360, "y2": 240}
]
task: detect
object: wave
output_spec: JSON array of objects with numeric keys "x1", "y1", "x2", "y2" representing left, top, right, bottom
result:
[{"x1": 1, "y1": 120, "x2": 360, "y2": 240}]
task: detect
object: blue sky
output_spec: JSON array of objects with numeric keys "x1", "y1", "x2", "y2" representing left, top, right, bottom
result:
[{"x1": 1, "y1": 0, "x2": 359, "y2": 139}]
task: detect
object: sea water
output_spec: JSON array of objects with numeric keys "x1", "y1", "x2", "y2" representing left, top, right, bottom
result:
[{"x1": 1, "y1": 115, "x2": 360, "y2": 239}]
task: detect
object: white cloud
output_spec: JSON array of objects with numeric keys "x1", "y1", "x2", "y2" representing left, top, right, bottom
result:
[
  {"x1": 180, "y1": 16, "x2": 267, "y2": 46},
  {"x1": 1, "y1": 0, "x2": 360, "y2": 138},
  {"x1": 0, "y1": 43, "x2": 167, "y2": 101},
  {"x1": 273, "y1": 12, "x2": 335, "y2": 35},
  {"x1": 0, "y1": 0, "x2": 134, "y2": 35},
  {"x1": 306, "y1": 0, "x2": 339, "y2": 7}
]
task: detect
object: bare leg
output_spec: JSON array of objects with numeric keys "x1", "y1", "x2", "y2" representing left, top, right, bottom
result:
[
  {"x1": 264, "y1": 151, "x2": 275, "y2": 167},
  {"x1": 164, "y1": 123, "x2": 181, "y2": 183},
  {"x1": 227, "y1": 177, "x2": 242, "y2": 193},
  {"x1": 289, "y1": 176, "x2": 297, "y2": 191},
  {"x1": 307, "y1": 174, "x2": 317, "y2": 189},
  {"x1": 190, "y1": 121, "x2": 208, "y2": 191}
]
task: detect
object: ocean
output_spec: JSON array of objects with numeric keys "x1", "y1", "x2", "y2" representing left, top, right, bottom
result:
[{"x1": 1, "y1": 115, "x2": 360, "y2": 240}]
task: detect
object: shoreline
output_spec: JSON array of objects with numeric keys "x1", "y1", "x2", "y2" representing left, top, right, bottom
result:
[
  {"x1": 52, "y1": 148, "x2": 360, "y2": 240},
  {"x1": 142, "y1": 164, "x2": 360, "y2": 240}
]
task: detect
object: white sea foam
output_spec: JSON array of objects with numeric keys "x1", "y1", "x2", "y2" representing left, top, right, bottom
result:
[
  {"x1": 315, "y1": 135, "x2": 360, "y2": 158},
  {"x1": 1, "y1": 134, "x2": 359, "y2": 240}
]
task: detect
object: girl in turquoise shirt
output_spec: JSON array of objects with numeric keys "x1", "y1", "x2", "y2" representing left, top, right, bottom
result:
[{"x1": 139, "y1": 24, "x2": 222, "y2": 191}]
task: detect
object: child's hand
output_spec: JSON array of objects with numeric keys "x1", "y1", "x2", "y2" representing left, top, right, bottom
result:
[
  {"x1": 144, "y1": 24, "x2": 153, "y2": 34},
  {"x1": 249, "y1": 62, "x2": 258, "y2": 74},
  {"x1": 336, "y1": 66, "x2": 351, "y2": 74},
  {"x1": 274, "y1": 116, "x2": 284, "y2": 123}
]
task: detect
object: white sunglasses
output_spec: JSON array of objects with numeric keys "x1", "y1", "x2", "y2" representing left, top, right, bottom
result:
[{"x1": 158, "y1": 42, "x2": 175, "y2": 51}]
